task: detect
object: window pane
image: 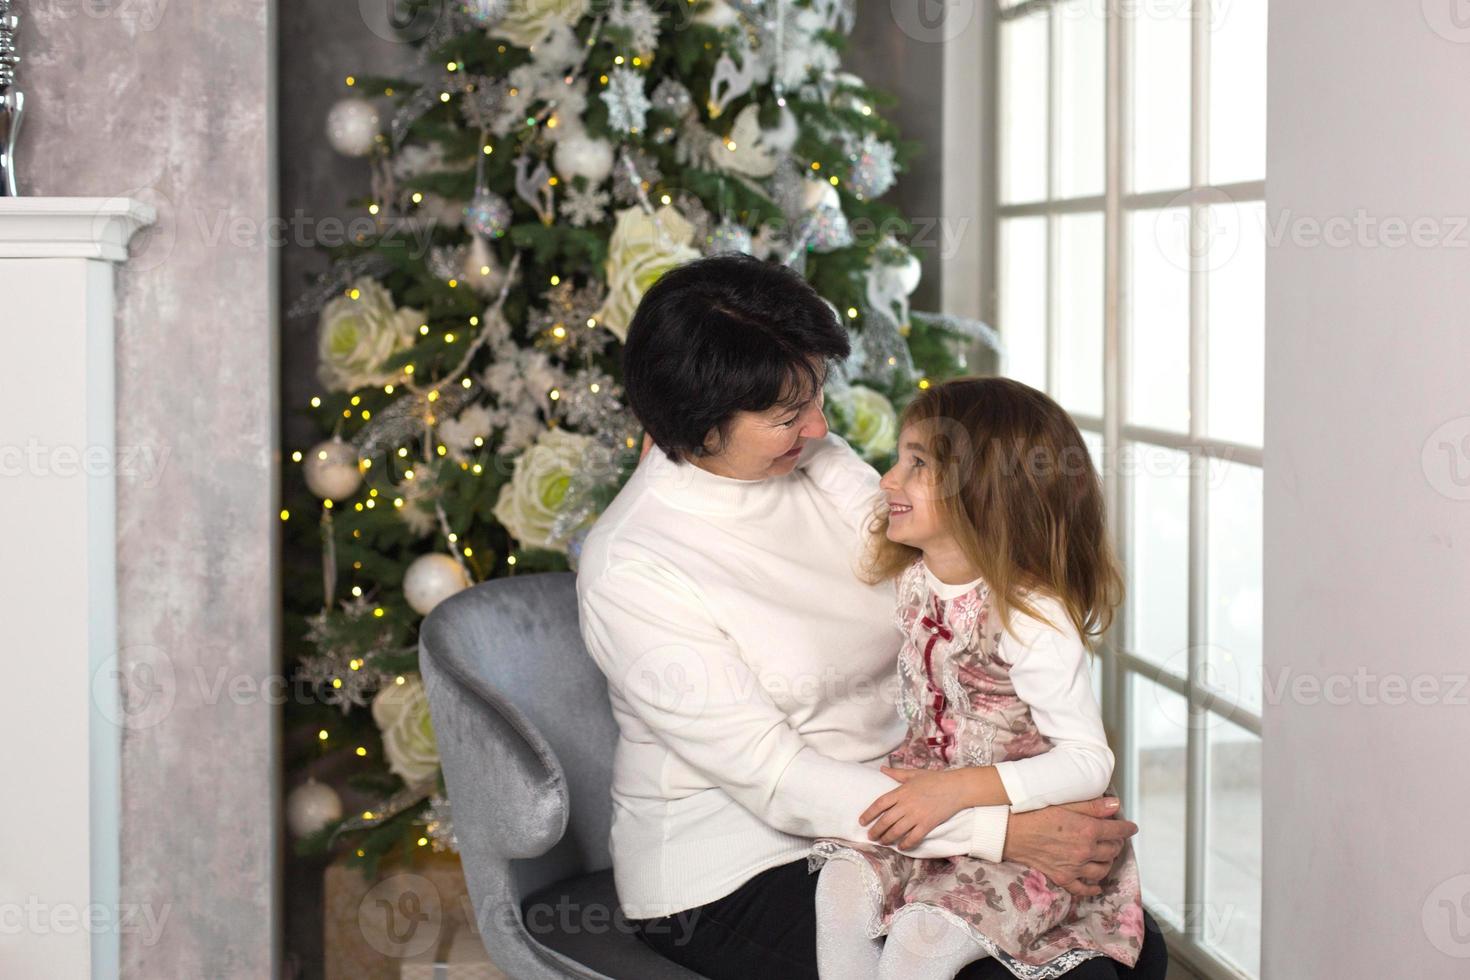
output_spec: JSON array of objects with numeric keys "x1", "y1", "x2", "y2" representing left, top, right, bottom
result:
[
  {"x1": 1209, "y1": 0, "x2": 1267, "y2": 184},
  {"x1": 999, "y1": 217, "x2": 1048, "y2": 390},
  {"x1": 1206, "y1": 458, "x2": 1262, "y2": 717},
  {"x1": 1126, "y1": 442, "x2": 1189, "y2": 676},
  {"x1": 1206, "y1": 200, "x2": 1264, "y2": 446},
  {"x1": 1055, "y1": 0, "x2": 1105, "y2": 198},
  {"x1": 1001, "y1": 12, "x2": 1049, "y2": 204},
  {"x1": 1083, "y1": 428, "x2": 1105, "y2": 474},
  {"x1": 1130, "y1": 672, "x2": 1187, "y2": 926},
  {"x1": 1128, "y1": 208, "x2": 1191, "y2": 432},
  {"x1": 1130, "y1": 0, "x2": 1191, "y2": 193},
  {"x1": 1057, "y1": 212, "x2": 1104, "y2": 416},
  {"x1": 1206, "y1": 717, "x2": 1262, "y2": 976}
]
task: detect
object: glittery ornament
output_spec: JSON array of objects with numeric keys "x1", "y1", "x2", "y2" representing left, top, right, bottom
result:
[
  {"x1": 461, "y1": 0, "x2": 507, "y2": 25},
  {"x1": 608, "y1": 0, "x2": 662, "y2": 52},
  {"x1": 463, "y1": 189, "x2": 513, "y2": 238},
  {"x1": 600, "y1": 66, "x2": 651, "y2": 134},
  {"x1": 421, "y1": 794, "x2": 459, "y2": 852},
  {"x1": 704, "y1": 218, "x2": 753, "y2": 256},
  {"x1": 799, "y1": 194, "x2": 852, "y2": 252},
  {"x1": 610, "y1": 147, "x2": 662, "y2": 205},
  {"x1": 561, "y1": 184, "x2": 610, "y2": 228},
  {"x1": 846, "y1": 133, "x2": 897, "y2": 199},
  {"x1": 529, "y1": 279, "x2": 610, "y2": 358},
  {"x1": 427, "y1": 243, "x2": 465, "y2": 282},
  {"x1": 556, "y1": 367, "x2": 623, "y2": 432},
  {"x1": 650, "y1": 78, "x2": 693, "y2": 118}
]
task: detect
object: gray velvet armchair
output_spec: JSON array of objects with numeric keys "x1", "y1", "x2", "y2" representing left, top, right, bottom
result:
[{"x1": 419, "y1": 571, "x2": 706, "y2": 980}]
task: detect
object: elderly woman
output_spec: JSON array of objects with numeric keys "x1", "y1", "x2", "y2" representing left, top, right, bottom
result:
[{"x1": 576, "y1": 254, "x2": 1165, "y2": 980}]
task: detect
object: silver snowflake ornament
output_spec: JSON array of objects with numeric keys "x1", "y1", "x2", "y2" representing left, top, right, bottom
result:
[
  {"x1": 609, "y1": 0, "x2": 662, "y2": 53},
  {"x1": 600, "y1": 66, "x2": 651, "y2": 134},
  {"x1": 562, "y1": 183, "x2": 610, "y2": 228}
]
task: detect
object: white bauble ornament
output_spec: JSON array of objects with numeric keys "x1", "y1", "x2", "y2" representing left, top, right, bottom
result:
[
  {"x1": 303, "y1": 437, "x2": 364, "y2": 500},
  {"x1": 403, "y1": 553, "x2": 472, "y2": 615},
  {"x1": 326, "y1": 98, "x2": 381, "y2": 158},
  {"x1": 462, "y1": 234, "x2": 508, "y2": 296},
  {"x1": 286, "y1": 778, "x2": 343, "y2": 839},
  {"x1": 694, "y1": 0, "x2": 740, "y2": 28},
  {"x1": 553, "y1": 135, "x2": 615, "y2": 184},
  {"x1": 893, "y1": 249, "x2": 922, "y2": 294}
]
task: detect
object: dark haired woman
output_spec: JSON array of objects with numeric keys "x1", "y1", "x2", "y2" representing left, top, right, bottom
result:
[{"x1": 575, "y1": 254, "x2": 1166, "y2": 979}]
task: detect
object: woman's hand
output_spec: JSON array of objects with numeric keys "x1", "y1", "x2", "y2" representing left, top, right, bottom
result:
[
  {"x1": 1002, "y1": 798, "x2": 1137, "y2": 899},
  {"x1": 860, "y1": 766, "x2": 973, "y2": 850}
]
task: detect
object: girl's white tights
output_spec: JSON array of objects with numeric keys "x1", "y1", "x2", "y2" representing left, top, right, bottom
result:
[
  {"x1": 815, "y1": 860, "x2": 882, "y2": 978},
  {"x1": 881, "y1": 907, "x2": 992, "y2": 980},
  {"x1": 815, "y1": 860, "x2": 992, "y2": 980}
]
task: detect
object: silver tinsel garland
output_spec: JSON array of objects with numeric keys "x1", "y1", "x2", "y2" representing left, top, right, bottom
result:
[
  {"x1": 420, "y1": 793, "x2": 459, "y2": 852},
  {"x1": 300, "y1": 595, "x2": 408, "y2": 713}
]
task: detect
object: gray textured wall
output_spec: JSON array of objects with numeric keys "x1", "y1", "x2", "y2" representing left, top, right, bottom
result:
[{"x1": 15, "y1": 0, "x2": 280, "y2": 976}]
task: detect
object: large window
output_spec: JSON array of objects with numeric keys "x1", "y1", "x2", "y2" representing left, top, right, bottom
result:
[{"x1": 990, "y1": 0, "x2": 1266, "y2": 976}]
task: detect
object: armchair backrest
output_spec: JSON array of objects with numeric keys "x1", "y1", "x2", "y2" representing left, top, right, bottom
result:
[{"x1": 419, "y1": 571, "x2": 618, "y2": 903}]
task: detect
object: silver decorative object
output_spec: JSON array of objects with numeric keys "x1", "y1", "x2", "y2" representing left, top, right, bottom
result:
[
  {"x1": 463, "y1": 188, "x2": 513, "y2": 238},
  {"x1": 0, "y1": 0, "x2": 22, "y2": 197}
]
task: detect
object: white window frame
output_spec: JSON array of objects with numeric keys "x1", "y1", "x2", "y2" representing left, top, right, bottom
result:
[{"x1": 947, "y1": 2, "x2": 1266, "y2": 977}]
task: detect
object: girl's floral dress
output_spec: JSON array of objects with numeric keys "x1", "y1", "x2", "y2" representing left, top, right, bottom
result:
[{"x1": 809, "y1": 557, "x2": 1145, "y2": 978}]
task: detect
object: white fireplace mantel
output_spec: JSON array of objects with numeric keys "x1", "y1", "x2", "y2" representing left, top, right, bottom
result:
[
  {"x1": 0, "y1": 197, "x2": 157, "y2": 261},
  {"x1": 0, "y1": 197, "x2": 155, "y2": 979}
]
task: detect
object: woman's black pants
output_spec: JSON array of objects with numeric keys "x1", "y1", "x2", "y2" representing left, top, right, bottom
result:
[{"x1": 630, "y1": 859, "x2": 1169, "y2": 980}]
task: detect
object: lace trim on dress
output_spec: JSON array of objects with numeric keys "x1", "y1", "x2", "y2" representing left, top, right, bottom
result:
[
  {"x1": 886, "y1": 901, "x2": 1108, "y2": 980},
  {"x1": 807, "y1": 842, "x2": 890, "y2": 939}
]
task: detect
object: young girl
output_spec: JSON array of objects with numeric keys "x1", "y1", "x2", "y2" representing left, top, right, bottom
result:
[{"x1": 807, "y1": 377, "x2": 1144, "y2": 979}]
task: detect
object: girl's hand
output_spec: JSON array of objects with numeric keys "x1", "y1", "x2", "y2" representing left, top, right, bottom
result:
[{"x1": 860, "y1": 766, "x2": 973, "y2": 850}]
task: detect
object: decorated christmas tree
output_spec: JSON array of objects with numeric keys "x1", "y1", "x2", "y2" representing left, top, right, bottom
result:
[{"x1": 282, "y1": 0, "x2": 998, "y2": 871}]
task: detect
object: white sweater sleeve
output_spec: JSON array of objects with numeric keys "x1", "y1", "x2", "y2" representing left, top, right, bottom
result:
[
  {"x1": 794, "y1": 431, "x2": 885, "y2": 535},
  {"x1": 580, "y1": 556, "x2": 1009, "y2": 861},
  {"x1": 991, "y1": 598, "x2": 1116, "y2": 813}
]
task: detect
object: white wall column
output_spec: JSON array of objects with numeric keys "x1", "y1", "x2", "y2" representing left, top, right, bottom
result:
[
  {"x1": 0, "y1": 198, "x2": 154, "y2": 979},
  {"x1": 1265, "y1": 2, "x2": 1470, "y2": 976}
]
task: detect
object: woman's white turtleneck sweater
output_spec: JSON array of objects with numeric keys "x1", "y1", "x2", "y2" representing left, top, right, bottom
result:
[{"x1": 575, "y1": 432, "x2": 1009, "y2": 919}]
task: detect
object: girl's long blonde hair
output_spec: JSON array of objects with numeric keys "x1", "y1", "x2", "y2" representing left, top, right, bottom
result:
[{"x1": 859, "y1": 376, "x2": 1123, "y2": 643}]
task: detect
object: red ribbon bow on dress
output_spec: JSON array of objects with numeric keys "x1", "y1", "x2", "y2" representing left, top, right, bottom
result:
[{"x1": 918, "y1": 595, "x2": 954, "y2": 762}]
